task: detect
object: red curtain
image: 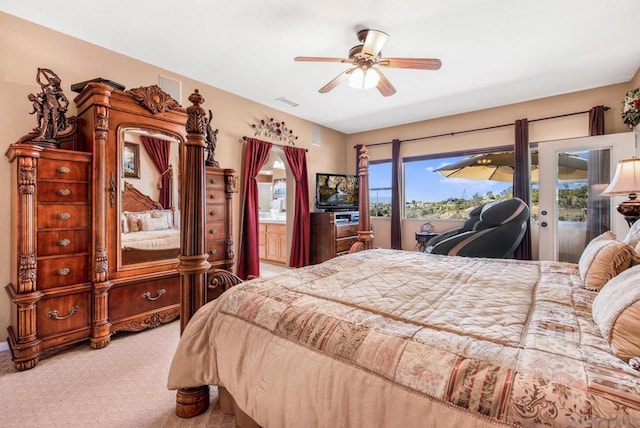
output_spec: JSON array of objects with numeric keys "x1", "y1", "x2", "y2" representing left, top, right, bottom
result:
[
  {"x1": 390, "y1": 139, "x2": 402, "y2": 249},
  {"x1": 513, "y1": 119, "x2": 532, "y2": 260},
  {"x1": 284, "y1": 146, "x2": 310, "y2": 268},
  {"x1": 237, "y1": 138, "x2": 273, "y2": 279},
  {"x1": 140, "y1": 136, "x2": 171, "y2": 208}
]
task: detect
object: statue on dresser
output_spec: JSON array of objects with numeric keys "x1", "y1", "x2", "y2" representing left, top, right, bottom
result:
[
  {"x1": 27, "y1": 68, "x2": 75, "y2": 147},
  {"x1": 205, "y1": 108, "x2": 220, "y2": 167}
]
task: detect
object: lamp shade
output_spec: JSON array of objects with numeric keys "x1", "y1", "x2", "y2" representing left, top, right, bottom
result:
[
  {"x1": 601, "y1": 158, "x2": 640, "y2": 196},
  {"x1": 348, "y1": 67, "x2": 380, "y2": 90}
]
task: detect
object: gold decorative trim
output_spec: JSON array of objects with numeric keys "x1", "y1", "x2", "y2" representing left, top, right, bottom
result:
[
  {"x1": 251, "y1": 117, "x2": 298, "y2": 145},
  {"x1": 126, "y1": 84, "x2": 180, "y2": 114}
]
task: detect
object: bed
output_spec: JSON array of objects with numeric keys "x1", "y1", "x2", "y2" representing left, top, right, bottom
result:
[
  {"x1": 120, "y1": 181, "x2": 180, "y2": 265},
  {"x1": 167, "y1": 146, "x2": 640, "y2": 427}
]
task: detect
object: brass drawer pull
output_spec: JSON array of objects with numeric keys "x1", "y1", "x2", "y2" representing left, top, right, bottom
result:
[
  {"x1": 56, "y1": 166, "x2": 71, "y2": 174},
  {"x1": 210, "y1": 228, "x2": 217, "y2": 234},
  {"x1": 142, "y1": 289, "x2": 166, "y2": 301},
  {"x1": 57, "y1": 188, "x2": 71, "y2": 196},
  {"x1": 210, "y1": 210, "x2": 217, "y2": 216},
  {"x1": 210, "y1": 249, "x2": 217, "y2": 255},
  {"x1": 210, "y1": 194, "x2": 216, "y2": 199},
  {"x1": 210, "y1": 178, "x2": 217, "y2": 184},
  {"x1": 46, "y1": 305, "x2": 79, "y2": 320},
  {"x1": 57, "y1": 238, "x2": 71, "y2": 247},
  {"x1": 57, "y1": 213, "x2": 71, "y2": 220},
  {"x1": 57, "y1": 267, "x2": 71, "y2": 276}
]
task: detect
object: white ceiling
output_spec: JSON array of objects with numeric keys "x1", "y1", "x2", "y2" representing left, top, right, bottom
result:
[{"x1": 2, "y1": 0, "x2": 639, "y2": 134}]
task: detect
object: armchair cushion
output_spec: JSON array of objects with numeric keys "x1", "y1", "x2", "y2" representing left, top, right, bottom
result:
[{"x1": 428, "y1": 198, "x2": 529, "y2": 259}]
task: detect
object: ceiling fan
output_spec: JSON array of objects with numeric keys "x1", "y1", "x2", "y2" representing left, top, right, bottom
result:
[{"x1": 294, "y1": 29, "x2": 441, "y2": 97}]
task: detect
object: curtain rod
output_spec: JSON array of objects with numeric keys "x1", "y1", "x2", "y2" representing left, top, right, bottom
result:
[
  {"x1": 242, "y1": 136, "x2": 308, "y2": 152},
  {"x1": 356, "y1": 106, "x2": 609, "y2": 148}
]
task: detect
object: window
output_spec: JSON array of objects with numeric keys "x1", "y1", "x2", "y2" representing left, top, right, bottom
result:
[
  {"x1": 369, "y1": 161, "x2": 392, "y2": 217},
  {"x1": 368, "y1": 147, "x2": 521, "y2": 220},
  {"x1": 404, "y1": 150, "x2": 514, "y2": 220}
]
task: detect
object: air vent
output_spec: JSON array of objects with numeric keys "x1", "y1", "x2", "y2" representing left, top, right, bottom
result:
[
  {"x1": 274, "y1": 97, "x2": 299, "y2": 107},
  {"x1": 159, "y1": 75, "x2": 182, "y2": 104}
]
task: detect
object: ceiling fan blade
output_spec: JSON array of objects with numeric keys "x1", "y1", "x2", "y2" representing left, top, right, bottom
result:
[
  {"x1": 373, "y1": 68, "x2": 396, "y2": 97},
  {"x1": 362, "y1": 29, "x2": 389, "y2": 57},
  {"x1": 378, "y1": 58, "x2": 442, "y2": 70},
  {"x1": 318, "y1": 68, "x2": 354, "y2": 93},
  {"x1": 294, "y1": 56, "x2": 350, "y2": 63}
]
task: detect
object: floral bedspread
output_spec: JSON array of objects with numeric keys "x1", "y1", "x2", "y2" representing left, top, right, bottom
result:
[{"x1": 168, "y1": 249, "x2": 640, "y2": 427}]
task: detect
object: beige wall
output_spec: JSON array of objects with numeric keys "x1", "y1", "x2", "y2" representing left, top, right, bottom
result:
[
  {"x1": 1, "y1": 11, "x2": 639, "y2": 347},
  {"x1": 0, "y1": 13, "x2": 347, "y2": 346},
  {"x1": 347, "y1": 83, "x2": 637, "y2": 250}
]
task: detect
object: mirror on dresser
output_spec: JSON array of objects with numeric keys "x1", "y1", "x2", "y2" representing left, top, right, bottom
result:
[{"x1": 117, "y1": 127, "x2": 182, "y2": 268}]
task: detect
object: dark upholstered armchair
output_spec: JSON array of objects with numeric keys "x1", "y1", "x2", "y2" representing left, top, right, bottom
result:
[{"x1": 426, "y1": 198, "x2": 529, "y2": 259}]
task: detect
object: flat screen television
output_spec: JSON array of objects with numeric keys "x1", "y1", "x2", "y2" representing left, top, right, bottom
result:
[{"x1": 315, "y1": 173, "x2": 359, "y2": 211}]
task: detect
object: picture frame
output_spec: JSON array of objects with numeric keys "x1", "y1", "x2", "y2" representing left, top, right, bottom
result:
[
  {"x1": 123, "y1": 142, "x2": 140, "y2": 178},
  {"x1": 273, "y1": 178, "x2": 286, "y2": 197}
]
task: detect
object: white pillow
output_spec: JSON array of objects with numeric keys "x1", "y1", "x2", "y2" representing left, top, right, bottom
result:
[
  {"x1": 140, "y1": 216, "x2": 168, "y2": 231},
  {"x1": 151, "y1": 209, "x2": 173, "y2": 228},
  {"x1": 623, "y1": 220, "x2": 640, "y2": 249},
  {"x1": 121, "y1": 213, "x2": 129, "y2": 233}
]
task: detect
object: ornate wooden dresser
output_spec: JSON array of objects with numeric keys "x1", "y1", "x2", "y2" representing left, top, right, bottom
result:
[{"x1": 5, "y1": 80, "x2": 236, "y2": 370}]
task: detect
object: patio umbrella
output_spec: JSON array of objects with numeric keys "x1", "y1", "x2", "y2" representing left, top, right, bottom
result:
[{"x1": 434, "y1": 151, "x2": 588, "y2": 182}]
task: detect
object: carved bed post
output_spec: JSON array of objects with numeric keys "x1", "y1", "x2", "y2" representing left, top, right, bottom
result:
[
  {"x1": 350, "y1": 145, "x2": 374, "y2": 252},
  {"x1": 175, "y1": 89, "x2": 211, "y2": 417}
]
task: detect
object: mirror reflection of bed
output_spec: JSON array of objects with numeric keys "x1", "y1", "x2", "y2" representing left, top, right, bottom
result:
[
  {"x1": 120, "y1": 182, "x2": 180, "y2": 265},
  {"x1": 119, "y1": 129, "x2": 181, "y2": 267}
]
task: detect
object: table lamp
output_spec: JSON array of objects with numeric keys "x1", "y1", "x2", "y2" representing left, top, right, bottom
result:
[{"x1": 601, "y1": 157, "x2": 640, "y2": 226}]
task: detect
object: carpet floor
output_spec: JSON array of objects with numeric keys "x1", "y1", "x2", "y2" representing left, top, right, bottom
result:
[{"x1": 0, "y1": 321, "x2": 235, "y2": 427}]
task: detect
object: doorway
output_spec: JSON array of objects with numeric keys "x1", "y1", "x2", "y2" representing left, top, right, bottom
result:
[
  {"x1": 257, "y1": 148, "x2": 290, "y2": 265},
  {"x1": 536, "y1": 133, "x2": 636, "y2": 261}
]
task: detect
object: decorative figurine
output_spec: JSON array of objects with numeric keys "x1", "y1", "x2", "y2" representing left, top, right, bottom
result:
[
  {"x1": 205, "y1": 109, "x2": 219, "y2": 167},
  {"x1": 28, "y1": 68, "x2": 73, "y2": 147}
]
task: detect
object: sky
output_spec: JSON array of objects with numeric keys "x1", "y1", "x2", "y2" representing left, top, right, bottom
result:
[
  {"x1": 369, "y1": 150, "x2": 591, "y2": 203},
  {"x1": 369, "y1": 156, "x2": 512, "y2": 203}
]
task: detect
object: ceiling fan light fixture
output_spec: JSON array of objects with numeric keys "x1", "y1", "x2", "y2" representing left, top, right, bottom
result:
[{"x1": 348, "y1": 67, "x2": 379, "y2": 90}]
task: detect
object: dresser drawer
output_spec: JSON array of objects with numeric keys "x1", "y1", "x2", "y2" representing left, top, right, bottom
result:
[
  {"x1": 336, "y1": 222, "x2": 359, "y2": 238},
  {"x1": 205, "y1": 221, "x2": 227, "y2": 240},
  {"x1": 38, "y1": 182, "x2": 89, "y2": 203},
  {"x1": 206, "y1": 240, "x2": 227, "y2": 261},
  {"x1": 205, "y1": 188, "x2": 225, "y2": 203},
  {"x1": 109, "y1": 276, "x2": 180, "y2": 321},
  {"x1": 205, "y1": 174, "x2": 225, "y2": 190},
  {"x1": 37, "y1": 290, "x2": 91, "y2": 338},
  {"x1": 38, "y1": 158, "x2": 90, "y2": 181},
  {"x1": 37, "y1": 255, "x2": 90, "y2": 290},
  {"x1": 336, "y1": 236, "x2": 359, "y2": 253},
  {"x1": 205, "y1": 204, "x2": 225, "y2": 222},
  {"x1": 37, "y1": 204, "x2": 89, "y2": 229},
  {"x1": 37, "y1": 229, "x2": 90, "y2": 256}
]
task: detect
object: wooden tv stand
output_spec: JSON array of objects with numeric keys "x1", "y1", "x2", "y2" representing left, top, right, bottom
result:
[{"x1": 310, "y1": 211, "x2": 360, "y2": 264}]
